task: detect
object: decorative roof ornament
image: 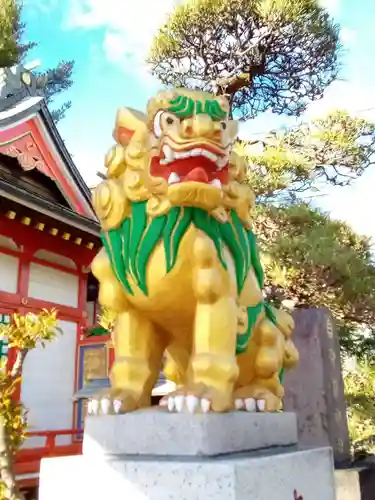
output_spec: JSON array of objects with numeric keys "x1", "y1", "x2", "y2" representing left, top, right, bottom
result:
[{"x1": 0, "y1": 63, "x2": 39, "y2": 112}]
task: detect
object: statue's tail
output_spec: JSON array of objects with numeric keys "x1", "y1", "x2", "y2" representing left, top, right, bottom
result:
[
  {"x1": 271, "y1": 307, "x2": 299, "y2": 370},
  {"x1": 271, "y1": 307, "x2": 294, "y2": 339}
]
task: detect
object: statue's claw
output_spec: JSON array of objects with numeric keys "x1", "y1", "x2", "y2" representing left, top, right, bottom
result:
[
  {"x1": 87, "y1": 391, "x2": 139, "y2": 416},
  {"x1": 232, "y1": 386, "x2": 281, "y2": 412},
  {"x1": 87, "y1": 398, "x2": 99, "y2": 415},
  {"x1": 87, "y1": 397, "x2": 122, "y2": 416},
  {"x1": 159, "y1": 383, "x2": 232, "y2": 413},
  {"x1": 234, "y1": 398, "x2": 265, "y2": 412},
  {"x1": 160, "y1": 394, "x2": 211, "y2": 414}
]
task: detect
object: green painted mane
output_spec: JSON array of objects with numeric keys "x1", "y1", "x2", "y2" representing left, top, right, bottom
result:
[
  {"x1": 100, "y1": 201, "x2": 276, "y2": 354},
  {"x1": 167, "y1": 95, "x2": 227, "y2": 120}
]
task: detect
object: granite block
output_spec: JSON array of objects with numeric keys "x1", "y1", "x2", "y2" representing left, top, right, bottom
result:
[
  {"x1": 335, "y1": 469, "x2": 362, "y2": 500},
  {"x1": 39, "y1": 446, "x2": 336, "y2": 500},
  {"x1": 83, "y1": 409, "x2": 298, "y2": 457}
]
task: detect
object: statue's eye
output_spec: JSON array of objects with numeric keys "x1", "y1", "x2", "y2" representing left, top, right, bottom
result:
[
  {"x1": 153, "y1": 111, "x2": 163, "y2": 138},
  {"x1": 166, "y1": 116, "x2": 174, "y2": 125},
  {"x1": 221, "y1": 121, "x2": 227, "y2": 130}
]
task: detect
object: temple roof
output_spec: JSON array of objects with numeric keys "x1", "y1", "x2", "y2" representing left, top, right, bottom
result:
[
  {"x1": 0, "y1": 64, "x2": 97, "y2": 222},
  {"x1": 0, "y1": 154, "x2": 99, "y2": 236}
]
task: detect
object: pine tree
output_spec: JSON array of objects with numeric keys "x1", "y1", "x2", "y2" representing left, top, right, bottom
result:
[{"x1": 148, "y1": 0, "x2": 375, "y2": 357}]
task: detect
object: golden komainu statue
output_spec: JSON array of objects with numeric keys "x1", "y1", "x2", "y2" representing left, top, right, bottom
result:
[{"x1": 91, "y1": 89, "x2": 299, "y2": 415}]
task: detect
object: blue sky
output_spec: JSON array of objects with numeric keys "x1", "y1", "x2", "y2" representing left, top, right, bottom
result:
[{"x1": 22, "y1": 0, "x2": 375, "y2": 240}]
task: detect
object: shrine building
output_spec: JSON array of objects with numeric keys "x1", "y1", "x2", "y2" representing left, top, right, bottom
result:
[
  {"x1": 0, "y1": 64, "x2": 108, "y2": 493},
  {"x1": 0, "y1": 64, "x2": 173, "y2": 496}
]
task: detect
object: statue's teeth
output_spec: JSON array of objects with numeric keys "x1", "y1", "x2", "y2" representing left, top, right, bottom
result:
[
  {"x1": 210, "y1": 179, "x2": 221, "y2": 189},
  {"x1": 168, "y1": 172, "x2": 180, "y2": 184},
  {"x1": 174, "y1": 150, "x2": 194, "y2": 159},
  {"x1": 216, "y1": 155, "x2": 228, "y2": 169},
  {"x1": 163, "y1": 145, "x2": 174, "y2": 160},
  {"x1": 191, "y1": 148, "x2": 202, "y2": 157},
  {"x1": 161, "y1": 147, "x2": 226, "y2": 166},
  {"x1": 202, "y1": 150, "x2": 217, "y2": 162}
]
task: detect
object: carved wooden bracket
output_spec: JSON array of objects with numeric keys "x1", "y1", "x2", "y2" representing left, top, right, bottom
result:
[{"x1": 0, "y1": 132, "x2": 53, "y2": 179}]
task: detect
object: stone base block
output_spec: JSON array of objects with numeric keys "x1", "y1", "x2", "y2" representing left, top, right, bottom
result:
[
  {"x1": 335, "y1": 469, "x2": 362, "y2": 500},
  {"x1": 335, "y1": 464, "x2": 375, "y2": 500},
  {"x1": 39, "y1": 447, "x2": 336, "y2": 500},
  {"x1": 83, "y1": 409, "x2": 298, "y2": 457}
]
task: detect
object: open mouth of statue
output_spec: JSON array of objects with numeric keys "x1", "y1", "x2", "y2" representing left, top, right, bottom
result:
[{"x1": 150, "y1": 143, "x2": 229, "y2": 188}]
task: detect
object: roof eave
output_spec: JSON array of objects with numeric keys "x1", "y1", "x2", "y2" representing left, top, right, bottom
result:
[
  {"x1": 0, "y1": 177, "x2": 100, "y2": 237},
  {"x1": 38, "y1": 102, "x2": 93, "y2": 205}
]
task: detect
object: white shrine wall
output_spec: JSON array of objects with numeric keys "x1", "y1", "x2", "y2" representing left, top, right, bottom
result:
[
  {"x1": 20, "y1": 255, "x2": 81, "y2": 446},
  {"x1": 0, "y1": 247, "x2": 19, "y2": 294},
  {"x1": 28, "y1": 262, "x2": 79, "y2": 308},
  {"x1": 21, "y1": 320, "x2": 77, "y2": 447},
  {"x1": 0, "y1": 219, "x2": 97, "y2": 455}
]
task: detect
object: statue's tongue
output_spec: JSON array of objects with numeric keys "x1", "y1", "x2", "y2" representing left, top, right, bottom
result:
[{"x1": 183, "y1": 167, "x2": 209, "y2": 183}]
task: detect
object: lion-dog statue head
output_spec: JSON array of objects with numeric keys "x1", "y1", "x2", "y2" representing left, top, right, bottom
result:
[{"x1": 93, "y1": 88, "x2": 255, "y2": 231}]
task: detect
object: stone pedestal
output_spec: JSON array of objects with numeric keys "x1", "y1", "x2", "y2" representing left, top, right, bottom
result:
[{"x1": 39, "y1": 409, "x2": 337, "y2": 500}]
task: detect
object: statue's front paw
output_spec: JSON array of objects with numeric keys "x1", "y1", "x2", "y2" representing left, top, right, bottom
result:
[
  {"x1": 232, "y1": 387, "x2": 281, "y2": 413},
  {"x1": 87, "y1": 390, "x2": 140, "y2": 416}
]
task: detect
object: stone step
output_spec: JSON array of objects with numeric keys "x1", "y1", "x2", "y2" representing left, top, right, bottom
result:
[
  {"x1": 40, "y1": 446, "x2": 336, "y2": 500},
  {"x1": 83, "y1": 409, "x2": 298, "y2": 457}
]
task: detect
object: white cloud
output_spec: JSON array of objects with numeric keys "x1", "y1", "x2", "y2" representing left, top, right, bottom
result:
[
  {"x1": 317, "y1": 0, "x2": 340, "y2": 15},
  {"x1": 65, "y1": 0, "x2": 350, "y2": 86},
  {"x1": 65, "y1": 0, "x2": 375, "y2": 241},
  {"x1": 66, "y1": 0, "x2": 181, "y2": 77},
  {"x1": 305, "y1": 80, "x2": 375, "y2": 121},
  {"x1": 340, "y1": 27, "x2": 356, "y2": 45},
  {"x1": 306, "y1": 81, "x2": 375, "y2": 241},
  {"x1": 317, "y1": 169, "x2": 375, "y2": 243},
  {"x1": 102, "y1": 32, "x2": 126, "y2": 64},
  {"x1": 240, "y1": 78, "x2": 375, "y2": 241},
  {"x1": 239, "y1": 109, "x2": 297, "y2": 142},
  {"x1": 101, "y1": 31, "x2": 158, "y2": 88},
  {"x1": 69, "y1": 143, "x2": 107, "y2": 187},
  {"x1": 239, "y1": 77, "x2": 375, "y2": 143}
]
